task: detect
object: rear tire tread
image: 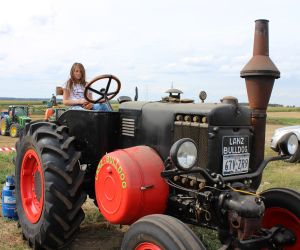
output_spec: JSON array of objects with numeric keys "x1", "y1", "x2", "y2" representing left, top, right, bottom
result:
[{"x1": 15, "y1": 121, "x2": 87, "y2": 249}]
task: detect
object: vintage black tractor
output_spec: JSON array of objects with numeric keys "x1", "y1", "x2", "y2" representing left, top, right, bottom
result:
[
  {"x1": 0, "y1": 105, "x2": 31, "y2": 137},
  {"x1": 14, "y1": 20, "x2": 299, "y2": 250}
]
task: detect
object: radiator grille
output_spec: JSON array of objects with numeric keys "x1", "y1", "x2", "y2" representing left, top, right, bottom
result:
[
  {"x1": 121, "y1": 118, "x2": 135, "y2": 137},
  {"x1": 174, "y1": 121, "x2": 208, "y2": 168}
]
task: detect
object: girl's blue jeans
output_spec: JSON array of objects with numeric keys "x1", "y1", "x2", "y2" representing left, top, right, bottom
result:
[{"x1": 69, "y1": 103, "x2": 110, "y2": 111}]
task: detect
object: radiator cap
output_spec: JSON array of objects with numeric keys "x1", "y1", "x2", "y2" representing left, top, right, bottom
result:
[{"x1": 220, "y1": 96, "x2": 238, "y2": 105}]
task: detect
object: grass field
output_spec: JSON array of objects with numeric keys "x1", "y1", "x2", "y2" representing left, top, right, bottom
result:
[{"x1": 0, "y1": 105, "x2": 299, "y2": 249}]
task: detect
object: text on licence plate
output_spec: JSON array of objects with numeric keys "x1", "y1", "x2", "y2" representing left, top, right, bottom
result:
[
  {"x1": 222, "y1": 136, "x2": 250, "y2": 176},
  {"x1": 222, "y1": 153, "x2": 249, "y2": 176}
]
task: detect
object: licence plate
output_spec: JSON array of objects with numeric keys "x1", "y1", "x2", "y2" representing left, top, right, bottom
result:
[
  {"x1": 222, "y1": 136, "x2": 249, "y2": 176},
  {"x1": 222, "y1": 153, "x2": 249, "y2": 176}
]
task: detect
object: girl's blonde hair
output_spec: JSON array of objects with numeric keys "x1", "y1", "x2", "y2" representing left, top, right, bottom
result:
[{"x1": 66, "y1": 62, "x2": 86, "y2": 91}]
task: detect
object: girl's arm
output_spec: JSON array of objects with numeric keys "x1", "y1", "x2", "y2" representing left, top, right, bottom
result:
[{"x1": 63, "y1": 89, "x2": 86, "y2": 106}]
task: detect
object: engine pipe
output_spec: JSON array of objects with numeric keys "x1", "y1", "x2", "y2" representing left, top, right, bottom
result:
[{"x1": 240, "y1": 19, "x2": 280, "y2": 176}]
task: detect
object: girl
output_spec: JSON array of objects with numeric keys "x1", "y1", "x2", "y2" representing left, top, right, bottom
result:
[{"x1": 63, "y1": 62, "x2": 109, "y2": 111}]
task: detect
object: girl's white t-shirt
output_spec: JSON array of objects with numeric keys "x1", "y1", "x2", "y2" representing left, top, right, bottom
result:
[{"x1": 63, "y1": 82, "x2": 85, "y2": 100}]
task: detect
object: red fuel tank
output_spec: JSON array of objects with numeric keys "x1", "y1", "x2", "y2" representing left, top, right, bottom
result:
[{"x1": 95, "y1": 146, "x2": 169, "y2": 225}]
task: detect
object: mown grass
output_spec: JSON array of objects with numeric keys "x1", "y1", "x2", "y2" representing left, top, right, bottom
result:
[
  {"x1": 0, "y1": 153, "x2": 15, "y2": 185},
  {"x1": 267, "y1": 117, "x2": 300, "y2": 125},
  {"x1": 267, "y1": 106, "x2": 300, "y2": 112},
  {"x1": 0, "y1": 152, "x2": 28, "y2": 250},
  {"x1": 259, "y1": 147, "x2": 300, "y2": 192}
]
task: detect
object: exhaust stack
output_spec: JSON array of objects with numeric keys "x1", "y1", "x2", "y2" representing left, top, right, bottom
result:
[{"x1": 240, "y1": 19, "x2": 280, "y2": 174}]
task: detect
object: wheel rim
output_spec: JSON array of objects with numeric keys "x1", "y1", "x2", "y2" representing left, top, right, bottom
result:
[
  {"x1": 20, "y1": 149, "x2": 44, "y2": 223},
  {"x1": 11, "y1": 126, "x2": 17, "y2": 137},
  {"x1": 135, "y1": 242, "x2": 162, "y2": 250},
  {"x1": 1, "y1": 120, "x2": 6, "y2": 134},
  {"x1": 262, "y1": 207, "x2": 300, "y2": 250}
]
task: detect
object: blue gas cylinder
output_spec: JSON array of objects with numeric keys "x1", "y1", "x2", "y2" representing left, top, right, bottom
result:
[{"x1": 1, "y1": 175, "x2": 18, "y2": 220}]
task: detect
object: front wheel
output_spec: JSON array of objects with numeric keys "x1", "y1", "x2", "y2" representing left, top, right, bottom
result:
[
  {"x1": 15, "y1": 121, "x2": 87, "y2": 249},
  {"x1": 10, "y1": 123, "x2": 20, "y2": 137},
  {"x1": 261, "y1": 188, "x2": 300, "y2": 250},
  {"x1": 121, "y1": 214, "x2": 206, "y2": 250}
]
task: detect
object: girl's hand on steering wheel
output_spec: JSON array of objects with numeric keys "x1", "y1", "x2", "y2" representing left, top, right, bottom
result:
[
  {"x1": 82, "y1": 102, "x2": 93, "y2": 110},
  {"x1": 78, "y1": 98, "x2": 86, "y2": 105}
]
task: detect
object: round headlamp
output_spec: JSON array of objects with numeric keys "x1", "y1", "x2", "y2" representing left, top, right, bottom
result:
[
  {"x1": 170, "y1": 138, "x2": 198, "y2": 170},
  {"x1": 278, "y1": 132, "x2": 299, "y2": 156},
  {"x1": 287, "y1": 133, "x2": 298, "y2": 155}
]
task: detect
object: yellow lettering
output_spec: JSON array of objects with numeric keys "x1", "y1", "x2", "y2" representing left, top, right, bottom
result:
[
  {"x1": 97, "y1": 155, "x2": 127, "y2": 188},
  {"x1": 117, "y1": 166, "x2": 122, "y2": 174}
]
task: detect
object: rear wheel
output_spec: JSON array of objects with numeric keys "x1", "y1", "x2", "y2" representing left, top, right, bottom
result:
[
  {"x1": 261, "y1": 188, "x2": 300, "y2": 250},
  {"x1": 10, "y1": 123, "x2": 20, "y2": 138},
  {"x1": 121, "y1": 214, "x2": 206, "y2": 250},
  {"x1": 1, "y1": 117, "x2": 9, "y2": 135},
  {"x1": 15, "y1": 121, "x2": 87, "y2": 249}
]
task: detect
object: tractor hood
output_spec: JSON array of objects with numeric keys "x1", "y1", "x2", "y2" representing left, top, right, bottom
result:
[{"x1": 119, "y1": 101, "x2": 251, "y2": 126}]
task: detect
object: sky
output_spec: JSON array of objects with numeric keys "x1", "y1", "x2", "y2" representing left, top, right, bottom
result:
[{"x1": 0, "y1": 0, "x2": 300, "y2": 106}]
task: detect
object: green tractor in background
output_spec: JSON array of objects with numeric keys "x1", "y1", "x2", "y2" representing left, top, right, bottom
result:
[{"x1": 0, "y1": 105, "x2": 32, "y2": 138}]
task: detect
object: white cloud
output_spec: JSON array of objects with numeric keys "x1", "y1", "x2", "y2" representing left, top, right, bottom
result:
[{"x1": 0, "y1": 0, "x2": 300, "y2": 105}]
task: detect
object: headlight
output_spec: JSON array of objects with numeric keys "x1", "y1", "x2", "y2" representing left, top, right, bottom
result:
[
  {"x1": 278, "y1": 133, "x2": 299, "y2": 156},
  {"x1": 287, "y1": 134, "x2": 298, "y2": 155},
  {"x1": 170, "y1": 138, "x2": 197, "y2": 170}
]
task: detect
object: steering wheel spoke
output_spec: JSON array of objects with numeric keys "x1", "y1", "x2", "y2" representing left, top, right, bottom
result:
[
  {"x1": 84, "y1": 74, "x2": 121, "y2": 104},
  {"x1": 106, "y1": 77, "x2": 112, "y2": 92},
  {"x1": 86, "y1": 86, "x2": 103, "y2": 96}
]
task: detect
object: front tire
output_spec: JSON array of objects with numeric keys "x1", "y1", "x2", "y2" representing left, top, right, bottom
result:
[
  {"x1": 10, "y1": 123, "x2": 20, "y2": 138},
  {"x1": 261, "y1": 188, "x2": 300, "y2": 250},
  {"x1": 121, "y1": 214, "x2": 206, "y2": 250},
  {"x1": 15, "y1": 121, "x2": 87, "y2": 249}
]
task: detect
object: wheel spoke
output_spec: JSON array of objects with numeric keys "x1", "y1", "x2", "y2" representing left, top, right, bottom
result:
[
  {"x1": 106, "y1": 77, "x2": 112, "y2": 92},
  {"x1": 87, "y1": 86, "x2": 102, "y2": 95}
]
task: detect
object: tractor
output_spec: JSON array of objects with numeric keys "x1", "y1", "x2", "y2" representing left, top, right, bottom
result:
[
  {"x1": 14, "y1": 20, "x2": 299, "y2": 250},
  {"x1": 0, "y1": 105, "x2": 31, "y2": 138}
]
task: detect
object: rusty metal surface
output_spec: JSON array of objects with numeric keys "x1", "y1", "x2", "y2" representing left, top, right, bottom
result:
[
  {"x1": 245, "y1": 77, "x2": 274, "y2": 110},
  {"x1": 251, "y1": 110, "x2": 267, "y2": 170},
  {"x1": 240, "y1": 19, "x2": 280, "y2": 174},
  {"x1": 241, "y1": 19, "x2": 280, "y2": 79},
  {"x1": 228, "y1": 211, "x2": 262, "y2": 240}
]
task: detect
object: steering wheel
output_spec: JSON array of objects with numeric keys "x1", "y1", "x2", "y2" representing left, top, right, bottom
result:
[{"x1": 84, "y1": 74, "x2": 121, "y2": 104}]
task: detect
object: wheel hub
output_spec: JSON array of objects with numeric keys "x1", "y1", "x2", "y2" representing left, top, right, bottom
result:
[
  {"x1": 135, "y1": 242, "x2": 161, "y2": 250},
  {"x1": 20, "y1": 149, "x2": 44, "y2": 224}
]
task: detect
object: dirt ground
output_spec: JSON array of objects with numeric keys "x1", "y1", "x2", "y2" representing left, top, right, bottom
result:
[
  {"x1": 69, "y1": 199, "x2": 125, "y2": 250},
  {"x1": 268, "y1": 112, "x2": 300, "y2": 118},
  {"x1": 0, "y1": 136, "x2": 18, "y2": 148}
]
